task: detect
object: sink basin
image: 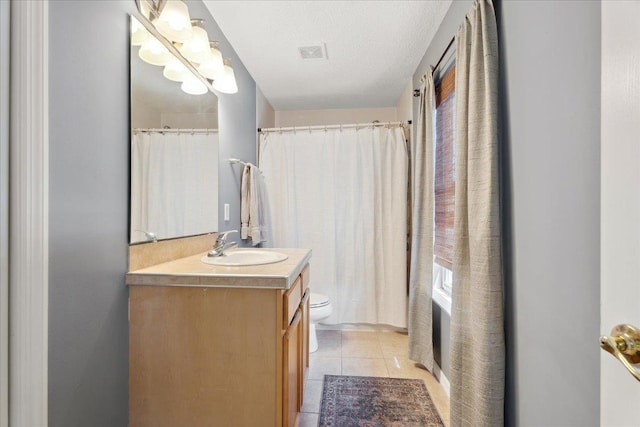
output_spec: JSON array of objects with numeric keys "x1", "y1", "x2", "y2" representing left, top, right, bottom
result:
[{"x1": 201, "y1": 249, "x2": 288, "y2": 266}]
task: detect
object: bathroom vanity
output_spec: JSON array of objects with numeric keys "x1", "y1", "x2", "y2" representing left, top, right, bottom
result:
[{"x1": 126, "y1": 248, "x2": 311, "y2": 427}]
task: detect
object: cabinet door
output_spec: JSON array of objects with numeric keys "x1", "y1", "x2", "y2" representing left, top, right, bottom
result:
[
  {"x1": 300, "y1": 288, "x2": 310, "y2": 400},
  {"x1": 283, "y1": 309, "x2": 302, "y2": 427}
]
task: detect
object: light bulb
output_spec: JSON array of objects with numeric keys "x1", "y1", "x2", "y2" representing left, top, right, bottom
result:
[
  {"x1": 181, "y1": 74, "x2": 208, "y2": 95},
  {"x1": 138, "y1": 36, "x2": 172, "y2": 66},
  {"x1": 155, "y1": 0, "x2": 193, "y2": 43},
  {"x1": 211, "y1": 60, "x2": 238, "y2": 94},
  {"x1": 163, "y1": 57, "x2": 190, "y2": 82},
  {"x1": 197, "y1": 42, "x2": 225, "y2": 80},
  {"x1": 131, "y1": 17, "x2": 149, "y2": 46},
  {"x1": 179, "y1": 20, "x2": 214, "y2": 64}
]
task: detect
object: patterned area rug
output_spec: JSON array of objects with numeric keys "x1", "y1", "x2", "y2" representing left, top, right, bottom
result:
[{"x1": 319, "y1": 375, "x2": 444, "y2": 427}]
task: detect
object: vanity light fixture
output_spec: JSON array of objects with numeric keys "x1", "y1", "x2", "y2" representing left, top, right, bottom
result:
[
  {"x1": 181, "y1": 74, "x2": 208, "y2": 95},
  {"x1": 197, "y1": 41, "x2": 225, "y2": 80},
  {"x1": 134, "y1": 0, "x2": 238, "y2": 95},
  {"x1": 163, "y1": 56, "x2": 191, "y2": 82},
  {"x1": 211, "y1": 59, "x2": 238, "y2": 94},
  {"x1": 155, "y1": 0, "x2": 193, "y2": 43},
  {"x1": 138, "y1": 34, "x2": 172, "y2": 66},
  {"x1": 179, "y1": 19, "x2": 213, "y2": 64},
  {"x1": 131, "y1": 16, "x2": 150, "y2": 46}
]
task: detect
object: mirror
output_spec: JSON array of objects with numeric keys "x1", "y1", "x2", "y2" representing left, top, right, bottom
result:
[{"x1": 129, "y1": 15, "x2": 219, "y2": 244}]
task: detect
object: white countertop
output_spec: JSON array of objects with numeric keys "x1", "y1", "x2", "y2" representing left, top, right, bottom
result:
[{"x1": 126, "y1": 248, "x2": 312, "y2": 289}]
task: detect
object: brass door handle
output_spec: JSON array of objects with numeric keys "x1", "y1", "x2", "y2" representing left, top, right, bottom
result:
[{"x1": 600, "y1": 324, "x2": 640, "y2": 382}]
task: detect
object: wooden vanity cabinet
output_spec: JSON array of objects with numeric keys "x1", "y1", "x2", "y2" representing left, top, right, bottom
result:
[
  {"x1": 300, "y1": 266, "x2": 311, "y2": 380},
  {"x1": 129, "y1": 263, "x2": 310, "y2": 427},
  {"x1": 283, "y1": 308, "x2": 302, "y2": 427},
  {"x1": 300, "y1": 288, "x2": 310, "y2": 398},
  {"x1": 281, "y1": 265, "x2": 311, "y2": 427}
]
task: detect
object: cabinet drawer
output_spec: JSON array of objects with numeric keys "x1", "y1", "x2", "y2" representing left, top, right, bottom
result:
[{"x1": 283, "y1": 276, "x2": 302, "y2": 328}]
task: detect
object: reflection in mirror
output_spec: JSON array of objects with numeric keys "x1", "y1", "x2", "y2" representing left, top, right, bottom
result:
[
  {"x1": 129, "y1": 15, "x2": 219, "y2": 244},
  {"x1": 133, "y1": 1, "x2": 238, "y2": 94}
]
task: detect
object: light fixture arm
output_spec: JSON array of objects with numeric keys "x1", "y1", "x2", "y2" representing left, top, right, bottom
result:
[
  {"x1": 135, "y1": 0, "x2": 167, "y2": 21},
  {"x1": 133, "y1": 0, "x2": 217, "y2": 95}
]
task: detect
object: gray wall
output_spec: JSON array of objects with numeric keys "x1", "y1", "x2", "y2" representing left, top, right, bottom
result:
[
  {"x1": 185, "y1": 0, "x2": 258, "y2": 236},
  {"x1": 499, "y1": 1, "x2": 601, "y2": 425},
  {"x1": 49, "y1": 2, "x2": 133, "y2": 425},
  {"x1": 413, "y1": 0, "x2": 601, "y2": 425},
  {"x1": 48, "y1": 1, "x2": 257, "y2": 425}
]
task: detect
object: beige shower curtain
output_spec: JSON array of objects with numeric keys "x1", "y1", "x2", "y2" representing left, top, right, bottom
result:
[
  {"x1": 450, "y1": 0, "x2": 504, "y2": 426},
  {"x1": 260, "y1": 126, "x2": 408, "y2": 326},
  {"x1": 408, "y1": 69, "x2": 436, "y2": 372}
]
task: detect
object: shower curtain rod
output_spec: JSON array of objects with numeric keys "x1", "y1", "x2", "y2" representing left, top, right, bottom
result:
[
  {"x1": 133, "y1": 128, "x2": 218, "y2": 134},
  {"x1": 258, "y1": 121, "x2": 411, "y2": 133}
]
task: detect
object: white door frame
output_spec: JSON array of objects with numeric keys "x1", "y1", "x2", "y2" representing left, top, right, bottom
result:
[{"x1": 9, "y1": 0, "x2": 49, "y2": 426}]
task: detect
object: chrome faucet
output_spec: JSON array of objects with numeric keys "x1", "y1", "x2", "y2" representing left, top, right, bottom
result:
[{"x1": 208, "y1": 230, "x2": 238, "y2": 257}]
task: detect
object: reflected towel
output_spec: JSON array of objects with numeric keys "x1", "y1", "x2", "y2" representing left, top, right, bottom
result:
[{"x1": 240, "y1": 163, "x2": 270, "y2": 246}]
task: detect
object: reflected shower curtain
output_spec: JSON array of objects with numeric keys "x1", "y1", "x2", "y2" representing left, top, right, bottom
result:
[
  {"x1": 130, "y1": 131, "x2": 219, "y2": 242},
  {"x1": 260, "y1": 127, "x2": 408, "y2": 326}
]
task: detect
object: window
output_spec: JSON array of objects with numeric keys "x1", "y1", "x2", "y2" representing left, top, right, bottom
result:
[{"x1": 433, "y1": 64, "x2": 455, "y2": 306}]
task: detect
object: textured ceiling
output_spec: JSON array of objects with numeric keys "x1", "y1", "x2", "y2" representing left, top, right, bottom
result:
[{"x1": 203, "y1": 0, "x2": 452, "y2": 110}]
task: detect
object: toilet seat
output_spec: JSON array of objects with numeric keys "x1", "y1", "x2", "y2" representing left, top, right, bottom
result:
[{"x1": 310, "y1": 293, "x2": 330, "y2": 308}]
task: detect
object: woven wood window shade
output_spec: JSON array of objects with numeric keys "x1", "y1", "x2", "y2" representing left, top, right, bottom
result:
[{"x1": 434, "y1": 66, "x2": 455, "y2": 270}]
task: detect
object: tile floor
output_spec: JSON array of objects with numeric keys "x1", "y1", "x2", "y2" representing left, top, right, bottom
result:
[{"x1": 300, "y1": 329, "x2": 450, "y2": 427}]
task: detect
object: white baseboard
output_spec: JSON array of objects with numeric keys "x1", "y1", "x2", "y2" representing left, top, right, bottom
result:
[{"x1": 432, "y1": 362, "x2": 450, "y2": 397}]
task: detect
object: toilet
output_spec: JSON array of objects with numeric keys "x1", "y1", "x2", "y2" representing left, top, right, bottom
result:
[{"x1": 309, "y1": 293, "x2": 332, "y2": 353}]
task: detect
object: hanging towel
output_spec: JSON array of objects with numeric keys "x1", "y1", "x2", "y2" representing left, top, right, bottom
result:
[{"x1": 240, "y1": 163, "x2": 271, "y2": 246}]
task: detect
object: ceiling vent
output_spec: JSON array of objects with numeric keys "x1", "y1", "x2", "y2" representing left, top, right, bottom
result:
[{"x1": 298, "y1": 43, "x2": 327, "y2": 60}]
